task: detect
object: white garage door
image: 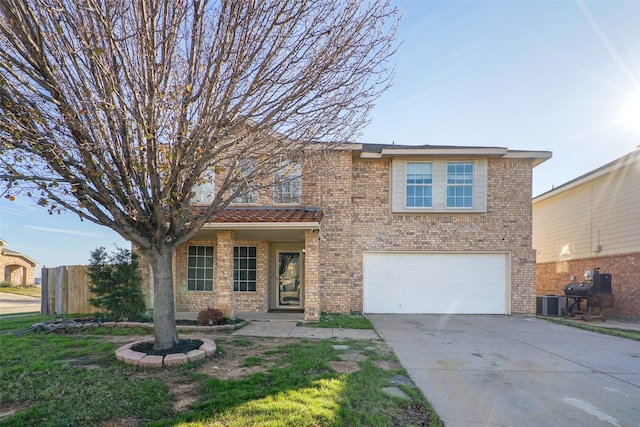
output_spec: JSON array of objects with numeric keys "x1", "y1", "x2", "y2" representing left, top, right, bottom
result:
[{"x1": 363, "y1": 252, "x2": 509, "y2": 314}]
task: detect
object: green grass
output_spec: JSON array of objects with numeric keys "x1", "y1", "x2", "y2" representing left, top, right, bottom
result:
[
  {"x1": 539, "y1": 316, "x2": 640, "y2": 341},
  {"x1": 242, "y1": 356, "x2": 263, "y2": 367},
  {"x1": 1, "y1": 315, "x2": 442, "y2": 426},
  {"x1": 0, "y1": 285, "x2": 41, "y2": 298},
  {"x1": 300, "y1": 312, "x2": 374, "y2": 329},
  {"x1": 164, "y1": 339, "x2": 441, "y2": 427},
  {"x1": 0, "y1": 330, "x2": 173, "y2": 426},
  {"x1": 0, "y1": 314, "x2": 58, "y2": 332}
]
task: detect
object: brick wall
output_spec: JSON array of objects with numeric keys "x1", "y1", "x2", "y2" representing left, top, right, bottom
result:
[
  {"x1": 172, "y1": 236, "x2": 270, "y2": 316},
  {"x1": 305, "y1": 150, "x2": 354, "y2": 314},
  {"x1": 173, "y1": 238, "x2": 218, "y2": 313},
  {"x1": 537, "y1": 252, "x2": 640, "y2": 319},
  {"x1": 232, "y1": 240, "x2": 269, "y2": 313},
  {"x1": 346, "y1": 157, "x2": 536, "y2": 314},
  {"x1": 0, "y1": 253, "x2": 36, "y2": 285},
  {"x1": 304, "y1": 230, "x2": 320, "y2": 320},
  {"x1": 141, "y1": 150, "x2": 539, "y2": 317}
]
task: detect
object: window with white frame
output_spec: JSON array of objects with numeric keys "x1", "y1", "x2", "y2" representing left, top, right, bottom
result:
[
  {"x1": 446, "y1": 162, "x2": 474, "y2": 208},
  {"x1": 187, "y1": 246, "x2": 214, "y2": 291},
  {"x1": 406, "y1": 162, "x2": 433, "y2": 208},
  {"x1": 391, "y1": 158, "x2": 486, "y2": 213},
  {"x1": 191, "y1": 169, "x2": 216, "y2": 204},
  {"x1": 232, "y1": 160, "x2": 258, "y2": 204},
  {"x1": 274, "y1": 161, "x2": 301, "y2": 204},
  {"x1": 233, "y1": 246, "x2": 257, "y2": 292}
]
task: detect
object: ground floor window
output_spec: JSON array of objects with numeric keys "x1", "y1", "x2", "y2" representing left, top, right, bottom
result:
[
  {"x1": 234, "y1": 246, "x2": 257, "y2": 292},
  {"x1": 187, "y1": 245, "x2": 214, "y2": 291}
]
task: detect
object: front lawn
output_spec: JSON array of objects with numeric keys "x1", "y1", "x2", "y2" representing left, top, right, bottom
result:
[
  {"x1": 0, "y1": 315, "x2": 442, "y2": 426},
  {"x1": 300, "y1": 312, "x2": 374, "y2": 329}
]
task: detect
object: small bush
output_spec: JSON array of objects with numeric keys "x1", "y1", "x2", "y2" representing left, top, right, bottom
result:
[
  {"x1": 0, "y1": 281, "x2": 13, "y2": 287},
  {"x1": 197, "y1": 307, "x2": 224, "y2": 325}
]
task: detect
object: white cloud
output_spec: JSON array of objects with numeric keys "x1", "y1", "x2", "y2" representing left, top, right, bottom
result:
[{"x1": 24, "y1": 225, "x2": 104, "y2": 238}]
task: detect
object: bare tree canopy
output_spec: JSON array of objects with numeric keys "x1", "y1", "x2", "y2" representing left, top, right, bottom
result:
[{"x1": 0, "y1": 0, "x2": 398, "y2": 349}]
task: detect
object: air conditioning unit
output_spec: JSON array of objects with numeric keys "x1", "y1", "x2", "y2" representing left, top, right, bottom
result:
[{"x1": 536, "y1": 295, "x2": 565, "y2": 316}]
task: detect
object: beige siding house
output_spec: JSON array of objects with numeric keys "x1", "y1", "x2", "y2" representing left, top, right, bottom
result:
[
  {"x1": 141, "y1": 143, "x2": 551, "y2": 321},
  {"x1": 533, "y1": 149, "x2": 640, "y2": 319},
  {"x1": 0, "y1": 239, "x2": 37, "y2": 286}
]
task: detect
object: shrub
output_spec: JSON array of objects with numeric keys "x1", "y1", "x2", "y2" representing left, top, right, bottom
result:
[
  {"x1": 87, "y1": 247, "x2": 147, "y2": 321},
  {"x1": 197, "y1": 307, "x2": 224, "y2": 325}
]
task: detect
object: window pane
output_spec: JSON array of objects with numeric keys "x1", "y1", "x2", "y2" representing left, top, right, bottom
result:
[
  {"x1": 406, "y1": 162, "x2": 433, "y2": 208},
  {"x1": 446, "y1": 162, "x2": 473, "y2": 208},
  {"x1": 187, "y1": 245, "x2": 214, "y2": 292},
  {"x1": 233, "y1": 246, "x2": 257, "y2": 292}
]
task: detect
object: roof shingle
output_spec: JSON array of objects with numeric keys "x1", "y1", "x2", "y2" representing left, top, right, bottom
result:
[{"x1": 207, "y1": 207, "x2": 323, "y2": 223}]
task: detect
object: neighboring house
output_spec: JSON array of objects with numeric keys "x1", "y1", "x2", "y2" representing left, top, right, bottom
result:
[
  {"x1": 533, "y1": 149, "x2": 640, "y2": 320},
  {"x1": 0, "y1": 239, "x2": 37, "y2": 286},
  {"x1": 139, "y1": 143, "x2": 551, "y2": 321}
]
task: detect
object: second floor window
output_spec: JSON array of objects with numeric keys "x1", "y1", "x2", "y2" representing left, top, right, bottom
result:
[
  {"x1": 446, "y1": 162, "x2": 474, "y2": 208},
  {"x1": 274, "y1": 161, "x2": 301, "y2": 204},
  {"x1": 406, "y1": 162, "x2": 433, "y2": 208},
  {"x1": 191, "y1": 170, "x2": 216, "y2": 204},
  {"x1": 232, "y1": 160, "x2": 258, "y2": 204}
]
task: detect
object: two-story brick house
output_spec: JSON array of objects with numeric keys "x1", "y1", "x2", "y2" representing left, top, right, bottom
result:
[{"x1": 140, "y1": 143, "x2": 551, "y2": 321}]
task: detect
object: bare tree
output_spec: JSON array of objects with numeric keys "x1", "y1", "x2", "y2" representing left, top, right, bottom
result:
[{"x1": 0, "y1": 0, "x2": 397, "y2": 349}]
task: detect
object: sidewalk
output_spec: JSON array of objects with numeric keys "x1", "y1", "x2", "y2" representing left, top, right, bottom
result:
[
  {"x1": 556, "y1": 316, "x2": 640, "y2": 332},
  {"x1": 231, "y1": 321, "x2": 380, "y2": 340}
]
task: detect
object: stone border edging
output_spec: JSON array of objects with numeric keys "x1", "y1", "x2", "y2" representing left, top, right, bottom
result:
[
  {"x1": 115, "y1": 337, "x2": 217, "y2": 368},
  {"x1": 99, "y1": 321, "x2": 242, "y2": 332}
]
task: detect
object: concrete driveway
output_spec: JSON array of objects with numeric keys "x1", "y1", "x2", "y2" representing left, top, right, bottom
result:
[{"x1": 369, "y1": 315, "x2": 640, "y2": 427}]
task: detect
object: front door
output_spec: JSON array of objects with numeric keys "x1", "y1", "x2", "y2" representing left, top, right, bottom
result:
[{"x1": 276, "y1": 251, "x2": 302, "y2": 308}]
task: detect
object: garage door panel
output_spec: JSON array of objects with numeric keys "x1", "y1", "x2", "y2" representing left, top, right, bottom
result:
[{"x1": 363, "y1": 252, "x2": 508, "y2": 314}]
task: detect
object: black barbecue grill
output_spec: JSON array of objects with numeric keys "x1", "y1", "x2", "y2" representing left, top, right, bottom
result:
[{"x1": 563, "y1": 268, "x2": 613, "y2": 321}]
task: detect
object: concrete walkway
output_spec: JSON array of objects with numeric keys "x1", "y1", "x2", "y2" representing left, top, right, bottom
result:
[{"x1": 232, "y1": 320, "x2": 380, "y2": 340}]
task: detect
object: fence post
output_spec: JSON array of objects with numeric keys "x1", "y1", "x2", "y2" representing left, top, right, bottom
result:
[
  {"x1": 55, "y1": 266, "x2": 65, "y2": 314},
  {"x1": 41, "y1": 267, "x2": 49, "y2": 315}
]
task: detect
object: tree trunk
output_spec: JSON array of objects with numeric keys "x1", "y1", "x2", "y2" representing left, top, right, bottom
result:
[{"x1": 148, "y1": 249, "x2": 179, "y2": 351}]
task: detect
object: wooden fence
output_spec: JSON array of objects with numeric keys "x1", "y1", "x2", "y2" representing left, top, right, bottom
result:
[{"x1": 41, "y1": 266, "x2": 96, "y2": 315}]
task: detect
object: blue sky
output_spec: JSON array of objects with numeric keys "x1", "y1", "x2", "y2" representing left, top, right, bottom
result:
[{"x1": 1, "y1": 0, "x2": 640, "y2": 271}]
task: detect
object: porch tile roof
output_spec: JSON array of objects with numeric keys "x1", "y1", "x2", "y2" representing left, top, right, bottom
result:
[{"x1": 207, "y1": 207, "x2": 323, "y2": 223}]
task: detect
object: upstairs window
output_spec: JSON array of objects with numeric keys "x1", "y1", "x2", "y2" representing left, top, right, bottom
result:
[
  {"x1": 274, "y1": 161, "x2": 301, "y2": 204},
  {"x1": 406, "y1": 162, "x2": 433, "y2": 208},
  {"x1": 446, "y1": 162, "x2": 474, "y2": 208},
  {"x1": 191, "y1": 170, "x2": 216, "y2": 204},
  {"x1": 391, "y1": 158, "x2": 486, "y2": 213},
  {"x1": 187, "y1": 246, "x2": 214, "y2": 291},
  {"x1": 232, "y1": 160, "x2": 258, "y2": 204}
]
